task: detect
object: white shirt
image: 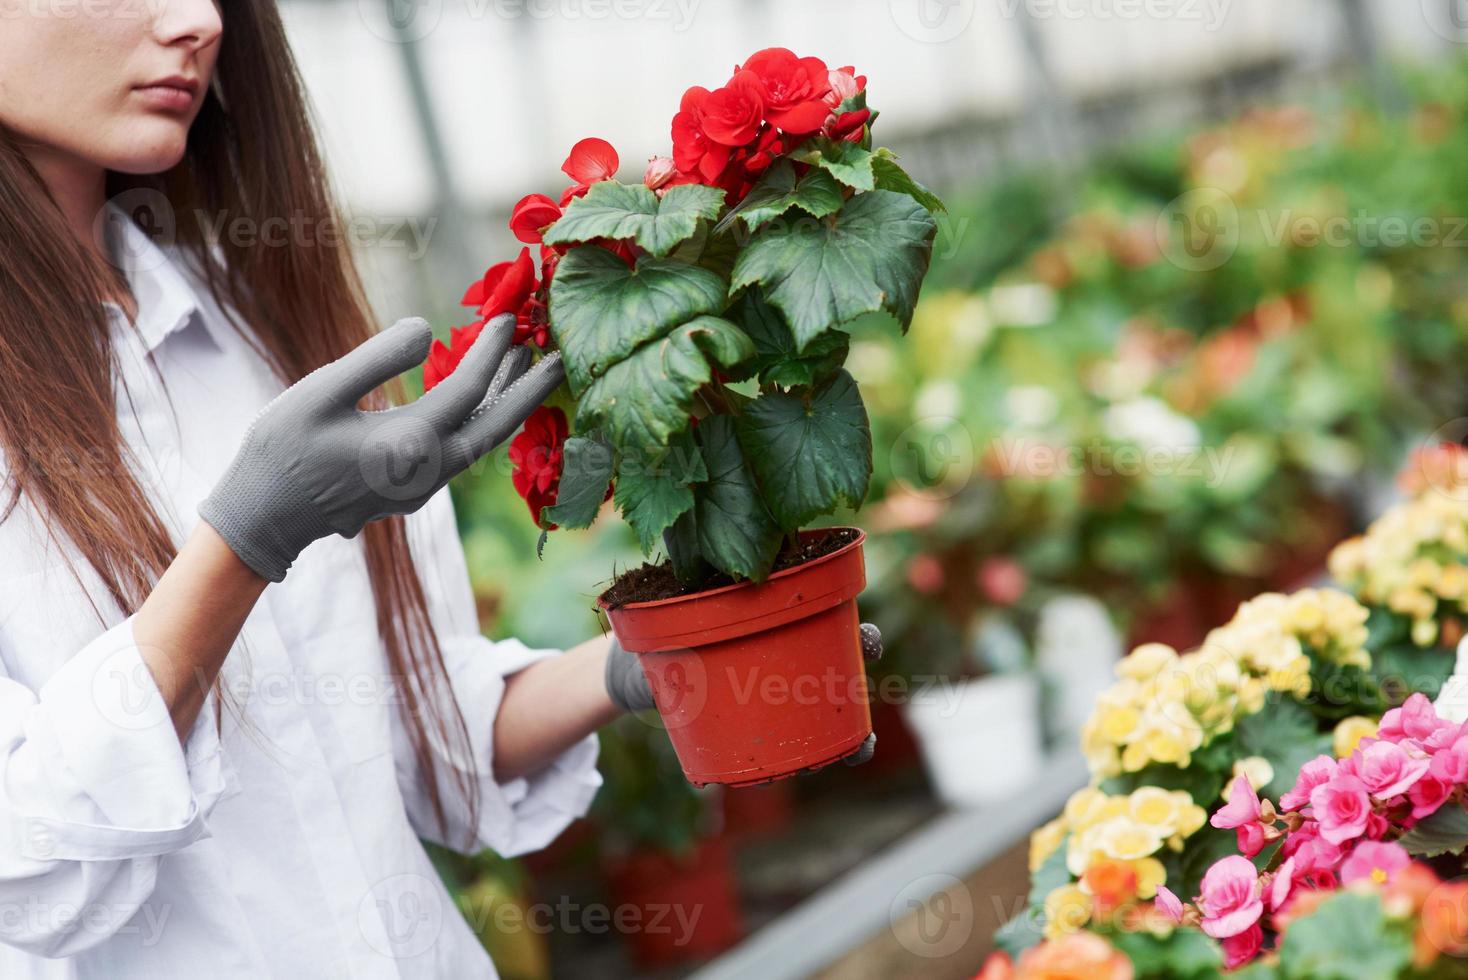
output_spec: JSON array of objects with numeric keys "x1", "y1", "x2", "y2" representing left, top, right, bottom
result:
[{"x1": 0, "y1": 210, "x2": 600, "y2": 978}]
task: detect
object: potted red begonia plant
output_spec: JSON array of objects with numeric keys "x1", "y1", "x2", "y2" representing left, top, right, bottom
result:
[{"x1": 431, "y1": 48, "x2": 943, "y2": 786}]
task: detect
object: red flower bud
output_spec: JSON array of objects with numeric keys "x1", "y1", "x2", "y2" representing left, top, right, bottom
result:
[{"x1": 644, "y1": 155, "x2": 676, "y2": 190}]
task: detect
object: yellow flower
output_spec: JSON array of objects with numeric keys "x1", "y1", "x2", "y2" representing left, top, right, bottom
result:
[
  {"x1": 1133, "y1": 856, "x2": 1167, "y2": 899},
  {"x1": 1439, "y1": 564, "x2": 1468, "y2": 601},
  {"x1": 1334, "y1": 716, "x2": 1379, "y2": 758},
  {"x1": 1031, "y1": 816, "x2": 1067, "y2": 872},
  {"x1": 1093, "y1": 817, "x2": 1166, "y2": 862},
  {"x1": 1262, "y1": 655, "x2": 1312, "y2": 698},
  {"x1": 1174, "y1": 799, "x2": 1208, "y2": 838},
  {"x1": 1117, "y1": 643, "x2": 1179, "y2": 682},
  {"x1": 1231, "y1": 756, "x2": 1274, "y2": 796},
  {"x1": 1127, "y1": 787, "x2": 1181, "y2": 833},
  {"x1": 1064, "y1": 787, "x2": 1110, "y2": 830},
  {"x1": 1043, "y1": 885, "x2": 1092, "y2": 938},
  {"x1": 1094, "y1": 704, "x2": 1142, "y2": 744},
  {"x1": 1413, "y1": 617, "x2": 1440, "y2": 648}
]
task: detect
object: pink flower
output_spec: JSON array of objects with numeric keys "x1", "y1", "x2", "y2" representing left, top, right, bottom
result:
[
  {"x1": 1283, "y1": 823, "x2": 1344, "y2": 875},
  {"x1": 1423, "y1": 720, "x2": 1467, "y2": 753},
  {"x1": 1409, "y1": 776, "x2": 1452, "y2": 820},
  {"x1": 1213, "y1": 776, "x2": 1263, "y2": 829},
  {"x1": 1220, "y1": 924, "x2": 1263, "y2": 970},
  {"x1": 1280, "y1": 755, "x2": 1338, "y2": 812},
  {"x1": 1351, "y1": 740, "x2": 1430, "y2": 801},
  {"x1": 1268, "y1": 856, "x2": 1297, "y2": 912},
  {"x1": 1431, "y1": 735, "x2": 1468, "y2": 783},
  {"x1": 1310, "y1": 775, "x2": 1372, "y2": 846},
  {"x1": 1378, "y1": 693, "x2": 1448, "y2": 743},
  {"x1": 1155, "y1": 885, "x2": 1184, "y2": 923},
  {"x1": 1236, "y1": 822, "x2": 1267, "y2": 858},
  {"x1": 1340, "y1": 841, "x2": 1410, "y2": 887},
  {"x1": 1199, "y1": 855, "x2": 1264, "y2": 939}
]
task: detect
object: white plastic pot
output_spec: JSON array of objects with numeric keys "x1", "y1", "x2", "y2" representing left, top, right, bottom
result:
[
  {"x1": 902, "y1": 671, "x2": 1044, "y2": 808},
  {"x1": 1036, "y1": 594, "x2": 1122, "y2": 738}
]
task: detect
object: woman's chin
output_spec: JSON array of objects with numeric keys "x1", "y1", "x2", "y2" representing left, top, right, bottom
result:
[{"x1": 106, "y1": 122, "x2": 192, "y2": 176}]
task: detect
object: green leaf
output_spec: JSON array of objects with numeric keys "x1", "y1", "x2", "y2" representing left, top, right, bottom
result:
[
  {"x1": 736, "y1": 370, "x2": 872, "y2": 531},
  {"x1": 792, "y1": 138, "x2": 876, "y2": 190},
  {"x1": 685, "y1": 416, "x2": 781, "y2": 582},
  {"x1": 1110, "y1": 930, "x2": 1222, "y2": 980},
  {"x1": 578, "y1": 316, "x2": 754, "y2": 458},
  {"x1": 1276, "y1": 891, "x2": 1411, "y2": 980},
  {"x1": 734, "y1": 289, "x2": 849, "y2": 388},
  {"x1": 548, "y1": 247, "x2": 728, "y2": 393},
  {"x1": 1399, "y1": 803, "x2": 1468, "y2": 857},
  {"x1": 729, "y1": 189, "x2": 937, "y2": 349},
  {"x1": 872, "y1": 148, "x2": 947, "y2": 213},
  {"x1": 664, "y1": 509, "x2": 710, "y2": 587},
  {"x1": 543, "y1": 182, "x2": 726, "y2": 258},
  {"x1": 1160, "y1": 825, "x2": 1240, "y2": 901},
  {"x1": 540, "y1": 434, "x2": 613, "y2": 529},
  {"x1": 713, "y1": 160, "x2": 844, "y2": 235},
  {"x1": 1234, "y1": 698, "x2": 1332, "y2": 800},
  {"x1": 1372, "y1": 643, "x2": 1455, "y2": 703},
  {"x1": 613, "y1": 430, "x2": 707, "y2": 555},
  {"x1": 1099, "y1": 752, "x2": 1229, "y2": 807},
  {"x1": 994, "y1": 838, "x2": 1069, "y2": 958}
]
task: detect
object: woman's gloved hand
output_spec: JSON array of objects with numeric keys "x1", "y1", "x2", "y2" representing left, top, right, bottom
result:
[
  {"x1": 200, "y1": 314, "x2": 559, "y2": 582},
  {"x1": 603, "y1": 622, "x2": 886, "y2": 766}
]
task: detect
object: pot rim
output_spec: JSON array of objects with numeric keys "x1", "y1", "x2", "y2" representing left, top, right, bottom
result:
[{"x1": 598, "y1": 526, "x2": 866, "y2": 613}]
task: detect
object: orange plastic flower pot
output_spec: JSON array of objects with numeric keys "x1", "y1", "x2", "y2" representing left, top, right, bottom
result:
[{"x1": 601, "y1": 528, "x2": 873, "y2": 787}]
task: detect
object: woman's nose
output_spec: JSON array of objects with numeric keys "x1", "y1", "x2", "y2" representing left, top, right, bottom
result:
[{"x1": 151, "y1": 0, "x2": 224, "y2": 54}]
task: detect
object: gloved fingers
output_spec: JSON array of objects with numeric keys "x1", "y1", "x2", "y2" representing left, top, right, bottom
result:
[
  {"x1": 407, "y1": 315, "x2": 514, "y2": 429},
  {"x1": 325, "y1": 317, "x2": 433, "y2": 409},
  {"x1": 452, "y1": 351, "x2": 566, "y2": 459},
  {"x1": 480, "y1": 343, "x2": 533, "y2": 409},
  {"x1": 860, "y1": 623, "x2": 883, "y2": 662}
]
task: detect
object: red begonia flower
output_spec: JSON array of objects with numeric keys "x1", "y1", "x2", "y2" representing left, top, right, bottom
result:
[
  {"x1": 422, "y1": 322, "x2": 486, "y2": 392},
  {"x1": 671, "y1": 86, "x2": 732, "y2": 183},
  {"x1": 510, "y1": 193, "x2": 562, "y2": 245},
  {"x1": 461, "y1": 247, "x2": 538, "y2": 321},
  {"x1": 699, "y1": 70, "x2": 766, "y2": 147},
  {"x1": 562, "y1": 137, "x2": 620, "y2": 185},
  {"x1": 509, "y1": 405, "x2": 569, "y2": 527},
  {"x1": 741, "y1": 47, "x2": 831, "y2": 135}
]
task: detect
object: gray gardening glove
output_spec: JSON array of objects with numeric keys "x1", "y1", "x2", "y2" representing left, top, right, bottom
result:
[
  {"x1": 200, "y1": 314, "x2": 559, "y2": 582},
  {"x1": 604, "y1": 638, "x2": 658, "y2": 713},
  {"x1": 605, "y1": 623, "x2": 886, "y2": 768}
]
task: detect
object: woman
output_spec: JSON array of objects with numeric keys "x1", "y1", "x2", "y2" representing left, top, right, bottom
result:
[{"x1": 0, "y1": 0, "x2": 667, "y2": 975}]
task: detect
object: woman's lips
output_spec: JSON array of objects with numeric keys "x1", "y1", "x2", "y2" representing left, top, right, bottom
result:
[{"x1": 133, "y1": 79, "x2": 199, "y2": 113}]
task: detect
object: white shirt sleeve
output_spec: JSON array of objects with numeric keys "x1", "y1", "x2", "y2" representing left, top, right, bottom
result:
[
  {"x1": 0, "y1": 617, "x2": 229, "y2": 957},
  {"x1": 398, "y1": 488, "x2": 601, "y2": 856}
]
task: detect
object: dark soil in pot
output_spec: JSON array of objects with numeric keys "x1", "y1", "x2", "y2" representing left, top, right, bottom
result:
[{"x1": 600, "y1": 527, "x2": 859, "y2": 607}]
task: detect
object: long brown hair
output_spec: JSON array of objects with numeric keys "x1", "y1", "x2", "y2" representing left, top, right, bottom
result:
[{"x1": 0, "y1": 0, "x2": 477, "y2": 840}]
